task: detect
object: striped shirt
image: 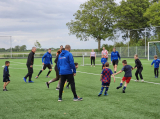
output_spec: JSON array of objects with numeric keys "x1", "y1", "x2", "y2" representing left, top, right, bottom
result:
[{"x1": 101, "y1": 50, "x2": 108, "y2": 58}]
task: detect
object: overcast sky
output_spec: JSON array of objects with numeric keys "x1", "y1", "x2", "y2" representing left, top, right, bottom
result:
[{"x1": 0, "y1": 0, "x2": 121, "y2": 49}]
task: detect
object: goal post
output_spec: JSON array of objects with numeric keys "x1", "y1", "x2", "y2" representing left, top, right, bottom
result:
[
  {"x1": 81, "y1": 54, "x2": 111, "y2": 66},
  {"x1": 148, "y1": 41, "x2": 160, "y2": 60}
]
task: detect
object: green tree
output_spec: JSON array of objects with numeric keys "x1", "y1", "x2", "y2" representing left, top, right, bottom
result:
[
  {"x1": 66, "y1": 0, "x2": 116, "y2": 51},
  {"x1": 114, "y1": 0, "x2": 150, "y2": 42},
  {"x1": 20, "y1": 45, "x2": 27, "y2": 51},
  {"x1": 34, "y1": 40, "x2": 42, "y2": 49},
  {"x1": 144, "y1": 1, "x2": 160, "y2": 39},
  {"x1": 14, "y1": 45, "x2": 20, "y2": 52}
]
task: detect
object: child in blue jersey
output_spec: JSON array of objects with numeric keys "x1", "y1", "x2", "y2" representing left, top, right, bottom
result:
[
  {"x1": 3, "y1": 61, "x2": 10, "y2": 91},
  {"x1": 98, "y1": 62, "x2": 115, "y2": 96},
  {"x1": 151, "y1": 55, "x2": 160, "y2": 78},
  {"x1": 35, "y1": 48, "x2": 53, "y2": 79},
  {"x1": 111, "y1": 48, "x2": 121, "y2": 73},
  {"x1": 101, "y1": 54, "x2": 107, "y2": 69}
]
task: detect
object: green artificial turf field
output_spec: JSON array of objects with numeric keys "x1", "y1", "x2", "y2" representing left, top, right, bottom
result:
[{"x1": 0, "y1": 57, "x2": 160, "y2": 119}]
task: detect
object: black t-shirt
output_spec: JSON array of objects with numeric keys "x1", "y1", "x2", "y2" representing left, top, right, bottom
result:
[
  {"x1": 135, "y1": 59, "x2": 143, "y2": 68},
  {"x1": 121, "y1": 65, "x2": 133, "y2": 77}
]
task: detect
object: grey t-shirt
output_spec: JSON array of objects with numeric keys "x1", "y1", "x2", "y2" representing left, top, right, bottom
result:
[{"x1": 121, "y1": 65, "x2": 133, "y2": 77}]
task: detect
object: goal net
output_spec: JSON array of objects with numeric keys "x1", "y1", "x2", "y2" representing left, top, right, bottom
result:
[
  {"x1": 148, "y1": 41, "x2": 160, "y2": 60},
  {"x1": 81, "y1": 54, "x2": 111, "y2": 66}
]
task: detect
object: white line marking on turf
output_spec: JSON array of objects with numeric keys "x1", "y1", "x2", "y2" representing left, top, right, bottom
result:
[{"x1": 76, "y1": 71, "x2": 160, "y2": 85}]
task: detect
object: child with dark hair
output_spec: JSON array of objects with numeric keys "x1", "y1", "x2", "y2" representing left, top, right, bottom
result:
[
  {"x1": 3, "y1": 61, "x2": 11, "y2": 91},
  {"x1": 114, "y1": 60, "x2": 134, "y2": 93},
  {"x1": 98, "y1": 62, "x2": 115, "y2": 96}
]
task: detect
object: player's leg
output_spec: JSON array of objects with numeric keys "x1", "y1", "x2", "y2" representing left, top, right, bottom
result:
[
  {"x1": 104, "y1": 84, "x2": 109, "y2": 96},
  {"x1": 56, "y1": 79, "x2": 61, "y2": 90},
  {"x1": 98, "y1": 83, "x2": 105, "y2": 96},
  {"x1": 138, "y1": 68, "x2": 144, "y2": 82},
  {"x1": 3, "y1": 82, "x2": 7, "y2": 91},
  {"x1": 117, "y1": 78, "x2": 124, "y2": 89},
  {"x1": 156, "y1": 68, "x2": 158, "y2": 78},
  {"x1": 46, "y1": 65, "x2": 52, "y2": 78},
  {"x1": 122, "y1": 82, "x2": 128, "y2": 93},
  {"x1": 58, "y1": 75, "x2": 66, "y2": 101},
  {"x1": 28, "y1": 67, "x2": 34, "y2": 83},
  {"x1": 154, "y1": 68, "x2": 157, "y2": 78},
  {"x1": 135, "y1": 69, "x2": 139, "y2": 81},
  {"x1": 67, "y1": 74, "x2": 79, "y2": 99},
  {"x1": 36, "y1": 65, "x2": 46, "y2": 78},
  {"x1": 24, "y1": 65, "x2": 31, "y2": 82}
]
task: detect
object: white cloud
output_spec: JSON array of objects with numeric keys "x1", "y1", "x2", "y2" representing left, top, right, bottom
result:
[{"x1": 0, "y1": 0, "x2": 122, "y2": 49}]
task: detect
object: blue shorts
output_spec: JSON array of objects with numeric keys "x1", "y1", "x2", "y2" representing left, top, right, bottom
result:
[{"x1": 102, "y1": 82, "x2": 110, "y2": 86}]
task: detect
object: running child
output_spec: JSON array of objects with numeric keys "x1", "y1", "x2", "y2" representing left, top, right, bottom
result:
[
  {"x1": 98, "y1": 62, "x2": 115, "y2": 96},
  {"x1": 3, "y1": 61, "x2": 11, "y2": 91},
  {"x1": 151, "y1": 55, "x2": 160, "y2": 78},
  {"x1": 134, "y1": 54, "x2": 144, "y2": 82},
  {"x1": 101, "y1": 55, "x2": 107, "y2": 69},
  {"x1": 114, "y1": 60, "x2": 134, "y2": 93}
]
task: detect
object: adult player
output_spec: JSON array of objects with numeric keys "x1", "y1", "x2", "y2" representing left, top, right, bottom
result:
[
  {"x1": 57, "y1": 45, "x2": 82, "y2": 102},
  {"x1": 111, "y1": 48, "x2": 121, "y2": 73},
  {"x1": 90, "y1": 49, "x2": 96, "y2": 67},
  {"x1": 35, "y1": 48, "x2": 53, "y2": 79},
  {"x1": 23, "y1": 47, "x2": 36, "y2": 83},
  {"x1": 101, "y1": 47, "x2": 108, "y2": 61}
]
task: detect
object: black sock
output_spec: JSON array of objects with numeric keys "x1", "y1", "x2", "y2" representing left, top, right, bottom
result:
[
  {"x1": 38, "y1": 70, "x2": 42, "y2": 76},
  {"x1": 47, "y1": 71, "x2": 51, "y2": 76},
  {"x1": 114, "y1": 71, "x2": 116, "y2": 73}
]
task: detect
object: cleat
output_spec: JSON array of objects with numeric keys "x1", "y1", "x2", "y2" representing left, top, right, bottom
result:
[
  {"x1": 122, "y1": 90, "x2": 125, "y2": 93},
  {"x1": 5, "y1": 87, "x2": 8, "y2": 91},
  {"x1": 116, "y1": 86, "x2": 122, "y2": 89},
  {"x1": 66, "y1": 86, "x2": 69, "y2": 89},
  {"x1": 35, "y1": 76, "x2": 38, "y2": 79},
  {"x1": 46, "y1": 82, "x2": 49, "y2": 88},
  {"x1": 58, "y1": 98, "x2": 62, "y2": 102},
  {"x1": 56, "y1": 87, "x2": 60, "y2": 90},
  {"x1": 135, "y1": 80, "x2": 139, "y2": 82},
  {"x1": 28, "y1": 81, "x2": 34, "y2": 83},
  {"x1": 3, "y1": 89, "x2": 7, "y2": 91},
  {"x1": 23, "y1": 77, "x2": 27, "y2": 83},
  {"x1": 73, "y1": 97, "x2": 83, "y2": 101},
  {"x1": 141, "y1": 79, "x2": 144, "y2": 82},
  {"x1": 104, "y1": 93, "x2": 108, "y2": 96},
  {"x1": 98, "y1": 93, "x2": 102, "y2": 97}
]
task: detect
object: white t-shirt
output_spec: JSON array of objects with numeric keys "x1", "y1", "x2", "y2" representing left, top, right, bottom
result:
[
  {"x1": 101, "y1": 50, "x2": 108, "y2": 58},
  {"x1": 91, "y1": 52, "x2": 95, "y2": 57}
]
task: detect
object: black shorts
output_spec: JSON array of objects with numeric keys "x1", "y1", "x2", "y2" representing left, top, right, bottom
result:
[
  {"x1": 3, "y1": 78, "x2": 10, "y2": 82},
  {"x1": 43, "y1": 64, "x2": 52, "y2": 70},
  {"x1": 102, "y1": 82, "x2": 110, "y2": 86},
  {"x1": 112, "y1": 60, "x2": 118, "y2": 66}
]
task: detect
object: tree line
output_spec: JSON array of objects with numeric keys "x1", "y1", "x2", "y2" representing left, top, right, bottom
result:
[{"x1": 66, "y1": 0, "x2": 160, "y2": 51}]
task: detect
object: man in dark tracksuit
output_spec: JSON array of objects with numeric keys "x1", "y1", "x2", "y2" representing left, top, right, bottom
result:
[
  {"x1": 134, "y1": 54, "x2": 144, "y2": 82},
  {"x1": 57, "y1": 45, "x2": 83, "y2": 102},
  {"x1": 23, "y1": 47, "x2": 36, "y2": 83}
]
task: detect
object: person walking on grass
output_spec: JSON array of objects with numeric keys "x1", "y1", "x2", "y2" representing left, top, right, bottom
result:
[
  {"x1": 3, "y1": 61, "x2": 11, "y2": 91},
  {"x1": 35, "y1": 48, "x2": 53, "y2": 79},
  {"x1": 90, "y1": 49, "x2": 96, "y2": 67},
  {"x1": 57, "y1": 45, "x2": 83, "y2": 102},
  {"x1": 23, "y1": 47, "x2": 36, "y2": 83}
]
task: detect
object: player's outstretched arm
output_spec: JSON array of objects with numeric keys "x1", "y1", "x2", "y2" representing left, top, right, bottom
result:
[{"x1": 114, "y1": 70, "x2": 122, "y2": 75}]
